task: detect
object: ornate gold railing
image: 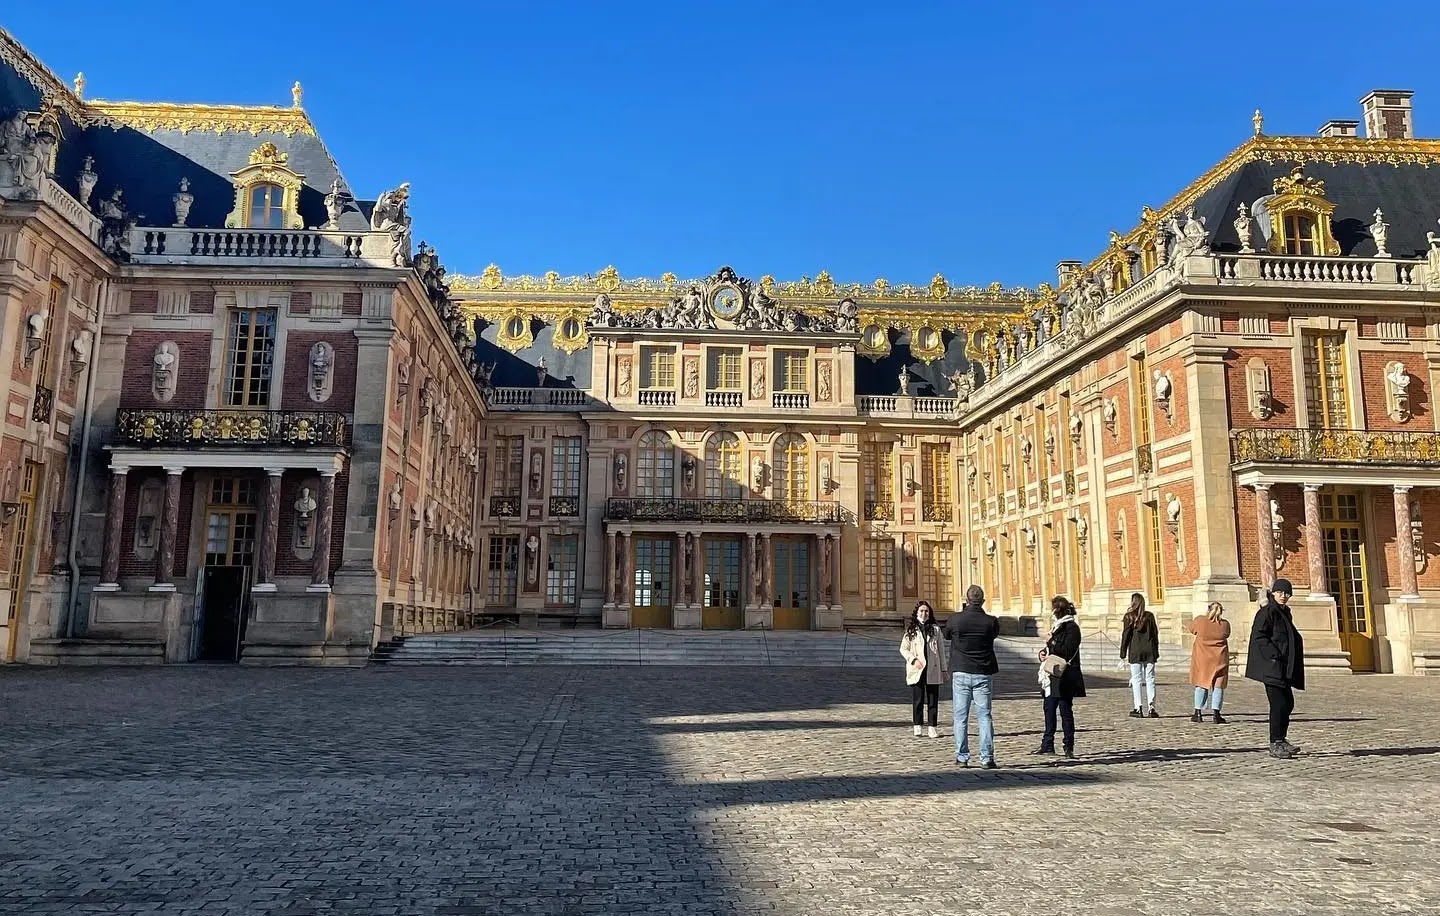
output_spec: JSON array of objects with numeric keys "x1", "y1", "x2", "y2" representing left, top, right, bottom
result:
[
  {"x1": 1232, "y1": 427, "x2": 1440, "y2": 466},
  {"x1": 115, "y1": 408, "x2": 348, "y2": 448},
  {"x1": 1135, "y1": 444, "x2": 1153, "y2": 475}
]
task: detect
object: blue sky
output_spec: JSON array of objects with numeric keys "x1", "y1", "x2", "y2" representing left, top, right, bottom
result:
[{"x1": 9, "y1": 2, "x2": 1440, "y2": 285}]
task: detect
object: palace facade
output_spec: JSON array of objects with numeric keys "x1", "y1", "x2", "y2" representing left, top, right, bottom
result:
[{"x1": 5, "y1": 24, "x2": 1440, "y2": 673}]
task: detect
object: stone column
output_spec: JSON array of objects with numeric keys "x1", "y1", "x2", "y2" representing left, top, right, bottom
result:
[
  {"x1": 617, "y1": 532, "x2": 630, "y2": 606},
  {"x1": 1302, "y1": 483, "x2": 1329, "y2": 597},
  {"x1": 253, "y1": 468, "x2": 283, "y2": 593},
  {"x1": 760, "y1": 532, "x2": 773, "y2": 606},
  {"x1": 831, "y1": 532, "x2": 843, "y2": 607},
  {"x1": 747, "y1": 532, "x2": 760, "y2": 606},
  {"x1": 150, "y1": 466, "x2": 183, "y2": 592},
  {"x1": 96, "y1": 468, "x2": 128, "y2": 591},
  {"x1": 1395, "y1": 485, "x2": 1421, "y2": 600},
  {"x1": 603, "y1": 530, "x2": 617, "y2": 605},
  {"x1": 308, "y1": 470, "x2": 337, "y2": 592},
  {"x1": 1254, "y1": 482, "x2": 1275, "y2": 590}
]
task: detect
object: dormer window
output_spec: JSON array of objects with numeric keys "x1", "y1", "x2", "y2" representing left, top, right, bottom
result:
[
  {"x1": 225, "y1": 143, "x2": 305, "y2": 230},
  {"x1": 248, "y1": 183, "x2": 286, "y2": 228},
  {"x1": 1263, "y1": 166, "x2": 1340, "y2": 257}
]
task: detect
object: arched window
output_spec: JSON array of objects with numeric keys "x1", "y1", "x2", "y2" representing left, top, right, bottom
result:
[
  {"x1": 248, "y1": 183, "x2": 286, "y2": 228},
  {"x1": 772, "y1": 433, "x2": 809, "y2": 503},
  {"x1": 637, "y1": 430, "x2": 674, "y2": 498},
  {"x1": 705, "y1": 432, "x2": 743, "y2": 499}
]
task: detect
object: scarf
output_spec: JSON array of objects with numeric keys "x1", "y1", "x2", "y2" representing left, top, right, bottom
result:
[{"x1": 1050, "y1": 614, "x2": 1078, "y2": 635}]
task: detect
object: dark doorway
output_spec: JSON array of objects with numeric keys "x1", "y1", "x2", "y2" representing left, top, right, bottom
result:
[{"x1": 197, "y1": 566, "x2": 250, "y2": 662}]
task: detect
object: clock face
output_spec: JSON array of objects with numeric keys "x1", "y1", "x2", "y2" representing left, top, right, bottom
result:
[{"x1": 709, "y1": 285, "x2": 743, "y2": 320}]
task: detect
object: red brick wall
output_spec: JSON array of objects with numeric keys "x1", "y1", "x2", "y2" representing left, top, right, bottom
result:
[
  {"x1": 1235, "y1": 483, "x2": 1309, "y2": 589},
  {"x1": 1101, "y1": 379, "x2": 1133, "y2": 458},
  {"x1": 130, "y1": 289, "x2": 158, "y2": 314},
  {"x1": 192, "y1": 290, "x2": 215, "y2": 315},
  {"x1": 1366, "y1": 488, "x2": 1440, "y2": 591},
  {"x1": 274, "y1": 469, "x2": 350, "y2": 580},
  {"x1": 1152, "y1": 353, "x2": 1189, "y2": 436},
  {"x1": 121, "y1": 331, "x2": 213, "y2": 409},
  {"x1": 289, "y1": 292, "x2": 312, "y2": 315},
  {"x1": 1358, "y1": 351, "x2": 1428, "y2": 430},
  {"x1": 1225, "y1": 348, "x2": 1296, "y2": 428},
  {"x1": 279, "y1": 332, "x2": 358, "y2": 412},
  {"x1": 342, "y1": 292, "x2": 362, "y2": 317}
]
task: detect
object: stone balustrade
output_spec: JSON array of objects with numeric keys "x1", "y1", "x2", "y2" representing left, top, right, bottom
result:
[
  {"x1": 126, "y1": 226, "x2": 397, "y2": 267},
  {"x1": 858, "y1": 395, "x2": 958, "y2": 419},
  {"x1": 42, "y1": 178, "x2": 101, "y2": 241},
  {"x1": 484, "y1": 387, "x2": 592, "y2": 410}
]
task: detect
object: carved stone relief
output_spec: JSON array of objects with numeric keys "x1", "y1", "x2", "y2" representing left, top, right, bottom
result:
[
  {"x1": 1245, "y1": 358, "x2": 1273, "y2": 420},
  {"x1": 749, "y1": 359, "x2": 766, "y2": 400},
  {"x1": 617, "y1": 356, "x2": 633, "y2": 398},
  {"x1": 308, "y1": 341, "x2": 335, "y2": 403},
  {"x1": 817, "y1": 361, "x2": 833, "y2": 402},
  {"x1": 152, "y1": 341, "x2": 178, "y2": 402}
]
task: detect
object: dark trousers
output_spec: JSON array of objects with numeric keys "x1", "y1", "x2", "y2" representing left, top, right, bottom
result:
[
  {"x1": 1265, "y1": 684, "x2": 1295, "y2": 743},
  {"x1": 1042, "y1": 695, "x2": 1075, "y2": 749},
  {"x1": 911, "y1": 681, "x2": 939, "y2": 726}
]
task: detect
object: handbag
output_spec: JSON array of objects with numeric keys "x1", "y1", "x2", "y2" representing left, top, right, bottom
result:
[{"x1": 1040, "y1": 653, "x2": 1069, "y2": 677}]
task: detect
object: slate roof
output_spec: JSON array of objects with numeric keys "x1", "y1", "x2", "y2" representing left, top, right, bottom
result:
[
  {"x1": 2, "y1": 31, "x2": 367, "y2": 232},
  {"x1": 1192, "y1": 158, "x2": 1440, "y2": 259}
]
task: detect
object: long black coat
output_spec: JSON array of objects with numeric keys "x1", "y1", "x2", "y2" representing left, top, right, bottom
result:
[
  {"x1": 1119, "y1": 610, "x2": 1160, "y2": 664},
  {"x1": 1044, "y1": 619, "x2": 1087, "y2": 699},
  {"x1": 1245, "y1": 599, "x2": 1306, "y2": 691}
]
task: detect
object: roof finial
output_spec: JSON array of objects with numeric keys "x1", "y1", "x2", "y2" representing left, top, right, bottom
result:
[
  {"x1": 1253, "y1": 108, "x2": 1264, "y2": 136},
  {"x1": 73, "y1": 72, "x2": 85, "y2": 100},
  {"x1": 291, "y1": 81, "x2": 303, "y2": 108}
]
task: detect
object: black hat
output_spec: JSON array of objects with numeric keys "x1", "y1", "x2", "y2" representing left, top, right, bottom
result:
[{"x1": 1270, "y1": 578, "x2": 1294, "y2": 596}]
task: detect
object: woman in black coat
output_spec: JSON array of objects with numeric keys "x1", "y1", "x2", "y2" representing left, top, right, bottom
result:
[
  {"x1": 1245, "y1": 578, "x2": 1306, "y2": 759},
  {"x1": 1033, "y1": 596, "x2": 1087, "y2": 759}
]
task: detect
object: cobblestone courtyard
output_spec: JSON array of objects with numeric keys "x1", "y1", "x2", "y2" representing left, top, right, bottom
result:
[{"x1": 3, "y1": 663, "x2": 1439, "y2": 915}]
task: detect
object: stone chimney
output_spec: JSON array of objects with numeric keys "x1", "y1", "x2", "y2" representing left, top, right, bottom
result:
[
  {"x1": 1056, "y1": 260, "x2": 1083, "y2": 287},
  {"x1": 1361, "y1": 90, "x2": 1414, "y2": 139},
  {"x1": 1319, "y1": 119, "x2": 1360, "y2": 138}
]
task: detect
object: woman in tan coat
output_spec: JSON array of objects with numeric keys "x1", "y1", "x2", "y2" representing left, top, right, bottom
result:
[
  {"x1": 900, "y1": 601, "x2": 948, "y2": 738},
  {"x1": 1189, "y1": 602, "x2": 1231, "y2": 723}
]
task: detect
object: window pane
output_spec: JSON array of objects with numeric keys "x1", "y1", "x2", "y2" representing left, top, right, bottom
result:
[{"x1": 546, "y1": 535, "x2": 578, "y2": 605}]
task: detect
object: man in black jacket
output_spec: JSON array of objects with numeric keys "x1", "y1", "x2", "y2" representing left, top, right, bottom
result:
[
  {"x1": 944, "y1": 585, "x2": 1001, "y2": 768},
  {"x1": 1246, "y1": 578, "x2": 1306, "y2": 759}
]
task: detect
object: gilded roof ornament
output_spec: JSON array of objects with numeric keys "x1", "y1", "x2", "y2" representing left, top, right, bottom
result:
[
  {"x1": 480, "y1": 264, "x2": 503, "y2": 290},
  {"x1": 84, "y1": 100, "x2": 316, "y2": 136},
  {"x1": 291, "y1": 81, "x2": 303, "y2": 108},
  {"x1": 248, "y1": 141, "x2": 288, "y2": 166},
  {"x1": 73, "y1": 72, "x2": 85, "y2": 100},
  {"x1": 929, "y1": 274, "x2": 949, "y2": 300},
  {"x1": 1272, "y1": 164, "x2": 1326, "y2": 198},
  {"x1": 1253, "y1": 108, "x2": 1264, "y2": 136}
]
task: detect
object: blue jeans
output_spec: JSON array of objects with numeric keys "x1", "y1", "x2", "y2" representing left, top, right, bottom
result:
[
  {"x1": 1194, "y1": 686, "x2": 1225, "y2": 711},
  {"x1": 1129, "y1": 662, "x2": 1156, "y2": 709},
  {"x1": 951, "y1": 672, "x2": 995, "y2": 763}
]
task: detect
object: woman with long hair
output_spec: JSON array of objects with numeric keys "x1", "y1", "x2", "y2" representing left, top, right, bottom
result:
[
  {"x1": 1189, "y1": 602, "x2": 1232, "y2": 723},
  {"x1": 900, "y1": 600, "x2": 947, "y2": 738},
  {"x1": 1119, "y1": 592, "x2": 1160, "y2": 718},
  {"x1": 1033, "y1": 595, "x2": 1086, "y2": 758}
]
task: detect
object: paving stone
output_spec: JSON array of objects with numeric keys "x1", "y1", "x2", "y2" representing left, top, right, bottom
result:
[{"x1": 1, "y1": 665, "x2": 1438, "y2": 914}]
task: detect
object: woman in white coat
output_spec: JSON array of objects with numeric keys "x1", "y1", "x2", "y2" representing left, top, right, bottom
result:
[{"x1": 900, "y1": 601, "x2": 948, "y2": 738}]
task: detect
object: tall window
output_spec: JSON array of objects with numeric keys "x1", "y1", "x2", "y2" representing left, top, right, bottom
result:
[
  {"x1": 1131, "y1": 354, "x2": 1152, "y2": 447},
  {"x1": 35, "y1": 279, "x2": 65, "y2": 385},
  {"x1": 1145, "y1": 501, "x2": 1165, "y2": 602},
  {"x1": 921, "y1": 443, "x2": 952, "y2": 522},
  {"x1": 862, "y1": 441, "x2": 893, "y2": 518},
  {"x1": 204, "y1": 477, "x2": 259, "y2": 567},
  {"x1": 706, "y1": 348, "x2": 742, "y2": 390},
  {"x1": 248, "y1": 183, "x2": 286, "y2": 229},
  {"x1": 545, "y1": 535, "x2": 578, "y2": 606},
  {"x1": 921, "y1": 541, "x2": 955, "y2": 612},
  {"x1": 492, "y1": 436, "x2": 524, "y2": 496},
  {"x1": 550, "y1": 437, "x2": 582, "y2": 496},
  {"x1": 5, "y1": 462, "x2": 40, "y2": 636},
  {"x1": 863, "y1": 538, "x2": 895, "y2": 611},
  {"x1": 1035, "y1": 407, "x2": 1049, "y2": 486},
  {"x1": 1302, "y1": 331, "x2": 1350, "y2": 429},
  {"x1": 486, "y1": 535, "x2": 519, "y2": 606},
  {"x1": 633, "y1": 537, "x2": 673, "y2": 607},
  {"x1": 637, "y1": 430, "x2": 675, "y2": 498},
  {"x1": 772, "y1": 433, "x2": 809, "y2": 502},
  {"x1": 641, "y1": 347, "x2": 676, "y2": 390},
  {"x1": 704, "y1": 432, "x2": 744, "y2": 499},
  {"x1": 703, "y1": 539, "x2": 742, "y2": 608},
  {"x1": 224, "y1": 309, "x2": 277, "y2": 407},
  {"x1": 1284, "y1": 214, "x2": 1318, "y2": 256},
  {"x1": 775, "y1": 350, "x2": 808, "y2": 392}
]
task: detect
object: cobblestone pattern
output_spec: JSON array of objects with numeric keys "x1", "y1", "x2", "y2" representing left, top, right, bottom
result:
[{"x1": 2, "y1": 664, "x2": 1439, "y2": 915}]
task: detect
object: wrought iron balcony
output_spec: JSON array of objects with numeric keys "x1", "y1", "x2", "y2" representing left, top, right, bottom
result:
[
  {"x1": 115, "y1": 408, "x2": 348, "y2": 448},
  {"x1": 549, "y1": 495, "x2": 580, "y2": 517},
  {"x1": 1063, "y1": 470, "x2": 1076, "y2": 497},
  {"x1": 1135, "y1": 444, "x2": 1153, "y2": 475},
  {"x1": 605, "y1": 497, "x2": 854, "y2": 524},
  {"x1": 1232, "y1": 427, "x2": 1440, "y2": 466},
  {"x1": 863, "y1": 499, "x2": 894, "y2": 521},
  {"x1": 489, "y1": 495, "x2": 522, "y2": 518},
  {"x1": 31, "y1": 385, "x2": 54, "y2": 423},
  {"x1": 921, "y1": 502, "x2": 954, "y2": 523}
]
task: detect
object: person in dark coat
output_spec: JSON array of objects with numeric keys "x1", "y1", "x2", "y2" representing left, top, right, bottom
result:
[
  {"x1": 1119, "y1": 592, "x2": 1161, "y2": 718},
  {"x1": 944, "y1": 585, "x2": 1001, "y2": 769},
  {"x1": 1245, "y1": 578, "x2": 1306, "y2": 759},
  {"x1": 1032, "y1": 596, "x2": 1086, "y2": 759}
]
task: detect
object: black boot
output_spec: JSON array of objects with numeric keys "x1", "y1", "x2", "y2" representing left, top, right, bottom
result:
[
  {"x1": 1189, "y1": 709, "x2": 1203, "y2": 723},
  {"x1": 1030, "y1": 743, "x2": 1055, "y2": 756},
  {"x1": 1062, "y1": 745, "x2": 1075, "y2": 759},
  {"x1": 1212, "y1": 711, "x2": 1227, "y2": 724}
]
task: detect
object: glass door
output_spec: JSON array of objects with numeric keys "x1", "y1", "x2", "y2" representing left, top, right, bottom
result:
[
  {"x1": 702, "y1": 537, "x2": 743, "y2": 629},
  {"x1": 632, "y1": 536, "x2": 673, "y2": 628},
  {"x1": 772, "y1": 537, "x2": 811, "y2": 630}
]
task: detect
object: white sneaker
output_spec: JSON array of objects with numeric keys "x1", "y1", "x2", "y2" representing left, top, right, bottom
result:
[
  {"x1": 927, "y1": 726, "x2": 939, "y2": 739},
  {"x1": 913, "y1": 725, "x2": 923, "y2": 738}
]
